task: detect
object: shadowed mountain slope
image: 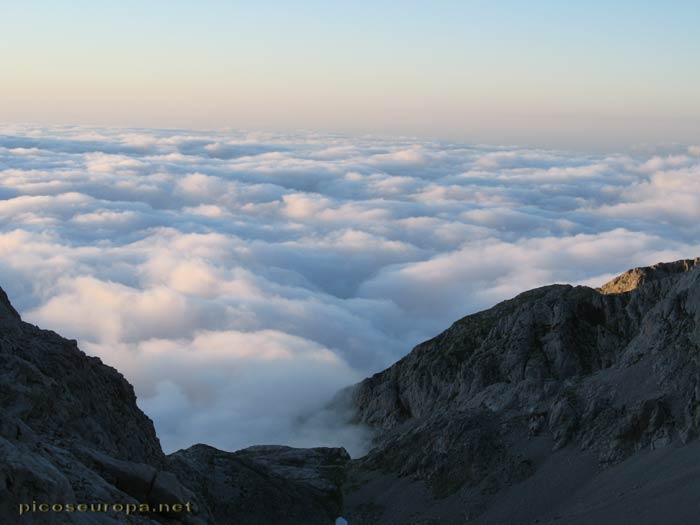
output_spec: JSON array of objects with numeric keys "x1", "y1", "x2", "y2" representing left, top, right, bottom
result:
[
  {"x1": 0, "y1": 291, "x2": 348, "y2": 525},
  {"x1": 342, "y1": 258, "x2": 700, "y2": 524},
  {"x1": 3, "y1": 258, "x2": 700, "y2": 524}
]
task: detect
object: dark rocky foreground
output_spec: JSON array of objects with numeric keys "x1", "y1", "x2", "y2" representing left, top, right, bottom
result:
[
  {"x1": 0, "y1": 287, "x2": 348, "y2": 524},
  {"x1": 2, "y1": 258, "x2": 700, "y2": 524}
]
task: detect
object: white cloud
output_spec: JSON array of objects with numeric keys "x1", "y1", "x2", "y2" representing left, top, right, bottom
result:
[{"x1": 0, "y1": 124, "x2": 698, "y2": 456}]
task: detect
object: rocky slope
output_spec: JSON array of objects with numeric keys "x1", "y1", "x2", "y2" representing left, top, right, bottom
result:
[
  {"x1": 341, "y1": 258, "x2": 700, "y2": 524},
  {"x1": 0, "y1": 289, "x2": 348, "y2": 524},
  {"x1": 168, "y1": 445, "x2": 348, "y2": 525},
  {"x1": 3, "y1": 258, "x2": 700, "y2": 524}
]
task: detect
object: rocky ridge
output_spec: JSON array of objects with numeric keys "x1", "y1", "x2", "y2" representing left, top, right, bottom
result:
[
  {"x1": 342, "y1": 258, "x2": 700, "y2": 524},
  {"x1": 3, "y1": 258, "x2": 700, "y2": 524},
  {"x1": 0, "y1": 290, "x2": 348, "y2": 524}
]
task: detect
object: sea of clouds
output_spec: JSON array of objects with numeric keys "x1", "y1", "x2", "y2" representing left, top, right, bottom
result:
[{"x1": 0, "y1": 123, "x2": 698, "y2": 455}]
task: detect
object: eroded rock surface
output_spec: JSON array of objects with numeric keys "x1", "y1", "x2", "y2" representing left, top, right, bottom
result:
[
  {"x1": 343, "y1": 259, "x2": 700, "y2": 524},
  {"x1": 0, "y1": 290, "x2": 347, "y2": 524},
  {"x1": 167, "y1": 444, "x2": 349, "y2": 525},
  {"x1": 4, "y1": 258, "x2": 700, "y2": 524}
]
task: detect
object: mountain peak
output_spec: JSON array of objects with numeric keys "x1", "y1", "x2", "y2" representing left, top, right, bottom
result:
[
  {"x1": 597, "y1": 257, "x2": 700, "y2": 294},
  {"x1": 0, "y1": 287, "x2": 21, "y2": 321},
  {"x1": 0, "y1": 285, "x2": 347, "y2": 524},
  {"x1": 4, "y1": 257, "x2": 700, "y2": 524},
  {"x1": 344, "y1": 257, "x2": 700, "y2": 523}
]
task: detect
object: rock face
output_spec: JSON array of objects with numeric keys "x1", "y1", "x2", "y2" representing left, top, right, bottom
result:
[
  {"x1": 0, "y1": 290, "x2": 348, "y2": 524},
  {"x1": 0, "y1": 294, "x2": 172, "y2": 525},
  {"x1": 4, "y1": 258, "x2": 700, "y2": 525},
  {"x1": 341, "y1": 259, "x2": 700, "y2": 524},
  {"x1": 597, "y1": 257, "x2": 700, "y2": 294},
  {"x1": 168, "y1": 445, "x2": 349, "y2": 525}
]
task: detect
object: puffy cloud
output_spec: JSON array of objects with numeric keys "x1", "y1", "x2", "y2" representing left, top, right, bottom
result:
[
  {"x1": 358, "y1": 229, "x2": 694, "y2": 324},
  {"x1": 0, "y1": 124, "x2": 698, "y2": 456},
  {"x1": 82, "y1": 330, "x2": 367, "y2": 454}
]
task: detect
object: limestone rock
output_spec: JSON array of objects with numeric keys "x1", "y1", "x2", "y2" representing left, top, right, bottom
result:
[
  {"x1": 0, "y1": 288, "x2": 343, "y2": 524},
  {"x1": 167, "y1": 444, "x2": 349, "y2": 525},
  {"x1": 5, "y1": 257, "x2": 700, "y2": 524},
  {"x1": 343, "y1": 259, "x2": 700, "y2": 524}
]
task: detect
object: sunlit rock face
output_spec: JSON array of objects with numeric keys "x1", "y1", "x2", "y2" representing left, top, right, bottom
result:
[{"x1": 597, "y1": 257, "x2": 700, "y2": 294}]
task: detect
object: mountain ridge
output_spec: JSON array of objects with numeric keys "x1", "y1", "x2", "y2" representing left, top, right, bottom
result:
[
  {"x1": 597, "y1": 257, "x2": 700, "y2": 294},
  {"x1": 2, "y1": 258, "x2": 700, "y2": 524},
  {"x1": 0, "y1": 284, "x2": 348, "y2": 524},
  {"x1": 342, "y1": 258, "x2": 700, "y2": 523}
]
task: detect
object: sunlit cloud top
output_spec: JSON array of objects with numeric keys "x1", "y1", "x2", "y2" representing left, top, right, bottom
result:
[{"x1": 2, "y1": 1, "x2": 700, "y2": 149}]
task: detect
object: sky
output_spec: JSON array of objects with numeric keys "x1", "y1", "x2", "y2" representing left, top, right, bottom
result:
[
  {"x1": 2, "y1": 1, "x2": 700, "y2": 149},
  {"x1": 0, "y1": 124, "x2": 698, "y2": 455}
]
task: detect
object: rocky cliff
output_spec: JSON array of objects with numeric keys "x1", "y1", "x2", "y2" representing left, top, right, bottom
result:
[
  {"x1": 3, "y1": 258, "x2": 700, "y2": 524},
  {"x1": 0, "y1": 289, "x2": 348, "y2": 524},
  {"x1": 342, "y1": 258, "x2": 700, "y2": 524}
]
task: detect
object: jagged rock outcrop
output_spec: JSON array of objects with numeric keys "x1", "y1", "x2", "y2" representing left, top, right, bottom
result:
[
  {"x1": 0, "y1": 289, "x2": 347, "y2": 524},
  {"x1": 342, "y1": 258, "x2": 700, "y2": 524},
  {"x1": 597, "y1": 257, "x2": 700, "y2": 294},
  {"x1": 0, "y1": 291, "x2": 220, "y2": 524}
]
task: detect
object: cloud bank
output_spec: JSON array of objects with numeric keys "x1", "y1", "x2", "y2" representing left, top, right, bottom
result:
[{"x1": 1, "y1": 124, "x2": 699, "y2": 455}]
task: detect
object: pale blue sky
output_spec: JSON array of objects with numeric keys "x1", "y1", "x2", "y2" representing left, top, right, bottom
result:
[{"x1": 2, "y1": 1, "x2": 700, "y2": 149}]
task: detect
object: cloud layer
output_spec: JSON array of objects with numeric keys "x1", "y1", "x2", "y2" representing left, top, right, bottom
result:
[{"x1": 1, "y1": 124, "x2": 699, "y2": 455}]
